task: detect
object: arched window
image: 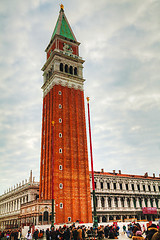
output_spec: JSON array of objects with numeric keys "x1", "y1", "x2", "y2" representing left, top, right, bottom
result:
[
  {"x1": 108, "y1": 197, "x2": 111, "y2": 208},
  {"x1": 121, "y1": 198, "x2": 124, "y2": 207},
  {"x1": 101, "y1": 197, "x2": 105, "y2": 208},
  {"x1": 65, "y1": 64, "x2": 68, "y2": 73},
  {"x1": 69, "y1": 66, "x2": 73, "y2": 74},
  {"x1": 127, "y1": 198, "x2": 130, "y2": 208},
  {"x1": 39, "y1": 213, "x2": 42, "y2": 222},
  {"x1": 43, "y1": 211, "x2": 48, "y2": 221},
  {"x1": 102, "y1": 216, "x2": 107, "y2": 222},
  {"x1": 60, "y1": 63, "x2": 63, "y2": 72},
  {"x1": 74, "y1": 67, "x2": 77, "y2": 75},
  {"x1": 139, "y1": 198, "x2": 142, "y2": 208},
  {"x1": 133, "y1": 198, "x2": 136, "y2": 208},
  {"x1": 115, "y1": 197, "x2": 118, "y2": 207},
  {"x1": 145, "y1": 198, "x2": 148, "y2": 207}
]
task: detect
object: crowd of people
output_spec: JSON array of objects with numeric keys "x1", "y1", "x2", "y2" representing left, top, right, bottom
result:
[
  {"x1": 0, "y1": 222, "x2": 160, "y2": 240},
  {"x1": 123, "y1": 222, "x2": 160, "y2": 240},
  {"x1": 45, "y1": 224, "x2": 120, "y2": 240},
  {"x1": 0, "y1": 229, "x2": 21, "y2": 240}
]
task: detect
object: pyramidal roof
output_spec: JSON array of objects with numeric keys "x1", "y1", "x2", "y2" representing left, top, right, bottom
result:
[{"x1": 51, "y1": 5, "x2": 77, "y2": 41}]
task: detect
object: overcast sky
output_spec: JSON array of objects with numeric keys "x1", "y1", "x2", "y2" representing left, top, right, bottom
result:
[{"x1": 0, "y1": 0, "x2": 160, "y2": 195}]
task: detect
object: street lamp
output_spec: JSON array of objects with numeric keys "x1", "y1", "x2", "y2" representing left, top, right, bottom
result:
[{"x1": 86, "y1": 97, "x2": 98, "y2": 228}]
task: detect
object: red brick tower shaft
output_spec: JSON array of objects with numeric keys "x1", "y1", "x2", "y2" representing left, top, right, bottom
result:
[{"x1": 39, "y1": 6, "x2": 92, "y2": 224}]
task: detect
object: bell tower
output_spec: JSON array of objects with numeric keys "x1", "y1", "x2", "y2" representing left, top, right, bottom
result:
[{"x1": 39, "y1": 5, "x2": 92, "y2": 224}]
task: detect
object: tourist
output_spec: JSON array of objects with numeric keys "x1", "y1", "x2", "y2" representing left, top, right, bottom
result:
[
  {"x1": 132, "y1": 231, "x2": 144, "y2": 240},
  {"x1": 26, "y1": 230, "x2": 32, "y2": 240},
  {"x1": 123, "y1": 225, "x2": 126, "y2": 234},
  {"x1": 145, "y1": 224, "x2": 158, "y2": 240},
  {"x1": 33, "y1": 229, "x2": 39, "y2": 240},
  {"x1": 151, "y1": 227, "x2": 160, "y2": 240}
]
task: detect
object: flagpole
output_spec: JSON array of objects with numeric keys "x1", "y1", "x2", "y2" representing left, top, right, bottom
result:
[
  {"x1": 51, "y1": 121, "x2": 55, "y2": 228},
  {"x1": 86, "y1": 97, "x2": 98, "y2": 228}
]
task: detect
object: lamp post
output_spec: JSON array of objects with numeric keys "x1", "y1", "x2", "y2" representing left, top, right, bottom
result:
[
  {"x1": 51, "y1": 121, "x2": 55, "y2": 228},
  {"x1": 86, "y1": 97, "x2": 98, "y2": 228}
]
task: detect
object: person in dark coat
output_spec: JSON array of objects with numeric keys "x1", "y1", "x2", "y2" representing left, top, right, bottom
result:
[
  {"x1": 104, "y1": 225, "x2": 109, "y2": 238},
  {"x1": 46, "y1": 228, "x2": 50, "y2": 240},
  {"x1": 33, "y1": 229, "x2": 39, "y2": 240},
  {"x1": 151, "y1": 227, "x2": 160, "y2": 240},
  {"x1": 145, "y1": 224, "x2": 158, "y2": 240}
]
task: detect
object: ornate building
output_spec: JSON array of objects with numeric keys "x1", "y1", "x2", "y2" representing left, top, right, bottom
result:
[
  {"x1": 39, "y1": 5, "x2": 92, "y2": 224},
  {"x1": 92, "y1": 170, "x2": 160, "y2": 222},
  {"x1": 1, "y1": 170, "x2": 160, "y2": 230},
  {"x1": 0, "y1": 171, "x2": 39, "y2": 230}
]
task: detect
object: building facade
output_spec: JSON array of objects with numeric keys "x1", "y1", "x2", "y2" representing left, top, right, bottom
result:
[
  {"x1": 92, "y1": 170, "x2": 160, "y2": 222},
  {"x1": 39, "y1": 5, "x2": 92, "y2": 224},
  {"x1": 0, "y1": 170, "x2": 160, "y2": 230},
  {"x1": 0, "y1": 171, "x2": 39, "y2": 230}
]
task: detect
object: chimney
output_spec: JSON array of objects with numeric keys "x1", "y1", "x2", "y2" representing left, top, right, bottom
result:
[
  {"x1": 113, "y1": 170, "x2": 115, "y2": 174},
  {"x1": 159, "y1": 174, "x2": 160, "y2": 178},
  {"x1": 153, "y1": 173, "x2": 155, "y2": 178},
  {"x1": 144, "y1": 172, "x2": 148, "y2": 177},
  {"x1": 101, "y1": 168, "x2": 104, "y2": 173},
  {"x1": 29, "y1": 170, "x2": 32, "y2": 183},
  {"x1": 33, "y1": 177, "x2": 35, "y2": 183},
  {"x1": 119, "y1": 170, "x2": 121, "y2": 174}
]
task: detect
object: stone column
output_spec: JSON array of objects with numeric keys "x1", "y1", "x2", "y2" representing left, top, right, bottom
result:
[
  {"x1": 97, "y1": 196, "x2": 101, "y2": 209},
  {"x1": 153, "y1": 198, "x2": 157, "y2": 208},
  {"x1": 140, "y1": 182, "x2": 143, "y2": 191},
  {"x1": 130, "y1": 197, "x2": 134, "y2": 208},
  {"x1": 147, "y1": 198, "x2": 151, "y2": 208},
  {"x1": 128, "y1": 182, "x2": 132, "y2": 191},
  {"x1": 110, "y1": 181, "x2": 114, "y2": 190},
  {"x1": 105, "y1": 196, "x2": 108, "y2": 209},
  {"x1": 111, "y1": 197, "x2": 115, "y2": 208},
  {"x1": 124, "y1": 197, "x2": 128, "y2": 208},
  {"x1": 136, "y1": 198, "x2": 140, "y2": 208},
  {"x1": 117, "y1": 182, "x2": 120, "y2": 191},
  {"x1": 122, "y1": 181, "x2": 126, "y2": 190},
  {"x1": 99, "y1": 216, "x2": 102, "y2": 223},
  {"x1": 134, "y1": 183, "x2": 138, "y2": 192},
  {"x1": 97, "y1": 179, "x2": 100, "y2": 190},
  {"x1": 118, "y1": 197, "x2": 122, "y2": 208},
  {"x1": 155, "y1": 183, "x2": 159, "y2": 192},
  {"x1": 36, "y1": 215, "x2": 39, "y2": 225},
  {"x1": 142, "y1": 198, "x2": 145, "y2": 207},
  {"x1": 104, "y1": 181, "x2": 107, "y2": 190}
]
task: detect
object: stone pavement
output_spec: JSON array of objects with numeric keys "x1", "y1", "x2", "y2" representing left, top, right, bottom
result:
[{"x1": 117, "y1": 232, "x2": 129, "y2": 239}]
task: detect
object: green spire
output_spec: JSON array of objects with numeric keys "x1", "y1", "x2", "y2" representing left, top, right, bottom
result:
[{"x1": 51, "y1": 6, "x2": 77, "y2": 41}]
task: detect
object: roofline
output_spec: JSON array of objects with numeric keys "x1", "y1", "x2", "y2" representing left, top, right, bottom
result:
[{"x1": 90, "y1": 171, "x2": 160, "y2": 180}]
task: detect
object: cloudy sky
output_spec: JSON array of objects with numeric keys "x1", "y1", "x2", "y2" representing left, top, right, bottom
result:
[{"x1": 0, "y1": 0, "x2": 160, "y2": 195}]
